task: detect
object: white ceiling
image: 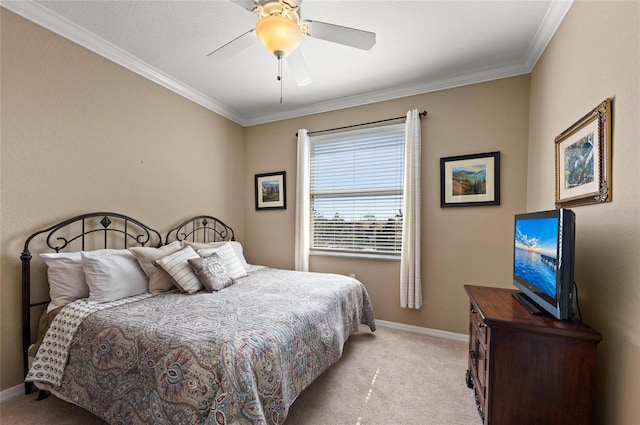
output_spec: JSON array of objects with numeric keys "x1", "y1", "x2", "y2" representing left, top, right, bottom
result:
[{"x1": 3, "y1": 0, "x2": 573, "y2": 126}]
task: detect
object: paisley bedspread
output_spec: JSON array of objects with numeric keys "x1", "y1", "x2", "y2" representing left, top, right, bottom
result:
[{"x1": 30, "y1": 267, "x2": 376, "y2": 424}]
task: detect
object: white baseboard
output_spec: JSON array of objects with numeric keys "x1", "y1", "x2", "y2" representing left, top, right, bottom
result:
[
  {"x1": 0, "y1": 384, "x2": 25, "y2": 404},
  {"x1": 375, "y1": 319, "x2": 469, "y2": 342}
]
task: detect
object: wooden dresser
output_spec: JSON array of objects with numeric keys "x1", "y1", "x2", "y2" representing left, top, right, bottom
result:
[{"x1": 464, "y1": 285, "x2": 602, "y2": 425}]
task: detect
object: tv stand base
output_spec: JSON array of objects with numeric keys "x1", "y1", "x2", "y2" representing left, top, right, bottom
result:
[{"x1": 512, "y1": 292, "x2": 546, "y2": 315}]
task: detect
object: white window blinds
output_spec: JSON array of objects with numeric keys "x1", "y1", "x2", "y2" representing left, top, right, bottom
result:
[{"x1": 310, "y1": 124, "x2": 405, "y2": 256}]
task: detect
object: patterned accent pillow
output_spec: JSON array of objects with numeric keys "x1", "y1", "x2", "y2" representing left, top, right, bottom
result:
[
  {"x1": 198, "y1": 242, "x2": 248, "y2": 280},
  {"x1": 188, "y1": 254, "x2": 233, "y2": 292},
  {"x1": 154, "y1": 246, "x2": 202, "y2": 294}
]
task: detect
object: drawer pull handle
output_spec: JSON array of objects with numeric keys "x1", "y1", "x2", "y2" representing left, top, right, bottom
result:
[{"x1": 469, "y1": 349, "x2": 478, "y2": 359}]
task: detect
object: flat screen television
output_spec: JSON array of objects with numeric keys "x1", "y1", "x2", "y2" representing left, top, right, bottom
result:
[{"x1": 512, "y1": 208, "x2": 575, "y2": 320}]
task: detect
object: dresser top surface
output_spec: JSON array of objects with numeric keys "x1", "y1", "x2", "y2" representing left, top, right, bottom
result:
[{"x1": 465, "y1": 285, "x2": 602, "y2": 341}]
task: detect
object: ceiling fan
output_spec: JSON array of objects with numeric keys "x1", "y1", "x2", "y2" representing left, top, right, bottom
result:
[{"x1": 208, "y1": 0, "x2": 376, "y2": 88}]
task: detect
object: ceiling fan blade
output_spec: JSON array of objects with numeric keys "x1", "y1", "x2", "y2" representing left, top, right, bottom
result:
[
  {"x1": 303, "y1": 20, "x2": 376, "y2": 51},
  {"x1": 207, "y1": 29, "x2": 256, "y2": 61},
  {"x1": 286, "y1": 49, "x2": 312, "y2": 86},
  {"x1": 230, "y1": 0, "x2": 262, "y2": 12}
]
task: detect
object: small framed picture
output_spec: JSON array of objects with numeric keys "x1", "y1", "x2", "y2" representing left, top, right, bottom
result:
[
  {"x1": 555, "y1": 98, "x2": 612, "y2": 208},
  {"x1": 440, "y1": 151, "x2": 500, "y2": 207},
  {"x1": 255, "y1": 171, "x2": 286, "y2": 210}
]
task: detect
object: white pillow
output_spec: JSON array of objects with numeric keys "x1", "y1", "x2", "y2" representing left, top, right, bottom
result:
[
  {"x1": 40, "y1": 252, "x2": 89, "y2": 313},
  {"x1": 82, "y1": 249, "x2": 149, "y2": 303},
  {"x1": 130, "y1": 241, "x2": 182, "y2": 293},
  {"x1": 154, "y1": 246, "x2": 202, "y2": 294},
  {"x1": 183, "y1": 240, "x2": 250, "y2": 270},
  {"x1": 198, "y1": 242, "x2": 248, "y2": 280}
]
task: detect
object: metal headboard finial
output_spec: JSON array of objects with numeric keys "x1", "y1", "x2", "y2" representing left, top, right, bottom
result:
[{"x1": 165, "y1": 215, "x2": 235, "y2": 245}]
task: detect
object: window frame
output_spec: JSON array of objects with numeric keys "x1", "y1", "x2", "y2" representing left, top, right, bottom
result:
[{"x1": 308, "y1": 123, "x2": 405, "y2": 259}]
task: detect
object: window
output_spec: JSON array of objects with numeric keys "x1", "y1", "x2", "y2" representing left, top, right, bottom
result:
[{"x1": 309, "y1": 124, "x2": 405, "y2": 257}]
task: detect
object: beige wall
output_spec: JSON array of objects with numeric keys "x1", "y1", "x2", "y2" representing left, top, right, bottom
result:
[
  {"x1": 528, "y1": 1, "x2": 640, "y2": 424},
  {"x1": 244, "y1": 75, "x2": 530, "y2": 334},
  {"x1": 3, "y1": 3, "x2": 639, "y2": 424},
  {"x1": 0, "y1": 10, "x2": 246, "y2": 391}
]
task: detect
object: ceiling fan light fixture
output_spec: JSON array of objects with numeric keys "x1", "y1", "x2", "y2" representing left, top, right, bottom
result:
[{"x1": 255, "y1": 14, "x2": 302, "y2": 58}]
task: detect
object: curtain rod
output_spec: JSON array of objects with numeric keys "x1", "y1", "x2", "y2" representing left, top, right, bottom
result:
[{"x1": 296, "y1": 110, "x2": 427, "y2": 137}]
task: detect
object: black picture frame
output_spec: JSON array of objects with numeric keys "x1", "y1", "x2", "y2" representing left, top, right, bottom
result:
[
  {"x1": 440, "y1": 151, "x2": 500, "y2": 207},
  {"x1": 255, "y1": 171, "x2": 286, "y2": 210}
]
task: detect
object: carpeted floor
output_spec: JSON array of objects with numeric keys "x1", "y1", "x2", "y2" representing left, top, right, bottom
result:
[{"x1": 0, "y1": 326, "x2": 482, "y2": 425}]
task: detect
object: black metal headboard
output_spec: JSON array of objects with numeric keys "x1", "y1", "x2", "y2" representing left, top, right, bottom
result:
[
  {"x1": 166, "y1": 215, "x2": 235, "y2": 244},
  {"x1": 21, "y1": 212, "x2": 163, "y2": 393}
]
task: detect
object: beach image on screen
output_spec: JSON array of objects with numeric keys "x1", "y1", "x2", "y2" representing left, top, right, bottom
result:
[{"x1": 514, "y1": 217, "x2": 558, "y2": 298}]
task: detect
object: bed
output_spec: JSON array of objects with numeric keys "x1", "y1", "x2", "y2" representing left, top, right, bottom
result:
[{"x1": 22, "y1": 212, "x2": 376, "y2": 424}]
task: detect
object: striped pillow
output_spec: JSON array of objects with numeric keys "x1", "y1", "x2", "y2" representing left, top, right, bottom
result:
[
  {"x1": 154, "y1": 245, "x2": 202, "y2": 294},
  {"x1": 198, "y1": 242, "x2": 248, "y2": 280}
]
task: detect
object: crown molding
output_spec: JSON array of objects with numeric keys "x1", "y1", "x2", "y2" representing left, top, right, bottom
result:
[
  {"x1": 245, "y1": 60, "x2": 531, "y2": 125},
  {"x1": 1, "y1": 1, "x2": 246, "y2": 125},
  {"x1": 243, "y1": 0, "x2": 574, "y2": 126},
  {"x1": 523, "y1": 0, "x2": 574, "y2": 71},
  {"x1": 2, "y1": 0, "x2": 572, "y2": 127}
]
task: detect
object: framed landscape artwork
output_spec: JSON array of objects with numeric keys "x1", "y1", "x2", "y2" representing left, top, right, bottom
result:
[
  {"x1": 440, "y1": 151, "x2": 500, "y2": 207},
  {"x1": 255, "y1": 171, "x2": 286, "y2": 210},
  {"x1": 555, "y1": 98, "x2": 612, "y2": 208}
]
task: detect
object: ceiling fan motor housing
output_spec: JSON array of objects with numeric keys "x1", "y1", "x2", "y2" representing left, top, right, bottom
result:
[{"x1": 257, "y1": 1, "x2": 299, "y2": 21}]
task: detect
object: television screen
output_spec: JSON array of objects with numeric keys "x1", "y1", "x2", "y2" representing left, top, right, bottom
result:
[
  {"x1": 514, "y1": 217, "x2": 558, "y2": 300},
  {"x1": 512, "y1": 209, "x2": 575, "y2": 320}
]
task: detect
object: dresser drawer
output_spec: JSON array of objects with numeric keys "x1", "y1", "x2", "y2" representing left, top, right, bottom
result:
[
  {"x1": 470, "y1": 303, "x2": 487, "y2": 345},
  {"x1": 468, "y1": 313, "x2": 487, "y2": 421}
]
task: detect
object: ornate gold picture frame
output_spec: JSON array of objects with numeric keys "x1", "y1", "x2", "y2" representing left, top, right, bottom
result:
[{"x1": 555, "y1": 98, "x2": 612, "y2": 208}]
